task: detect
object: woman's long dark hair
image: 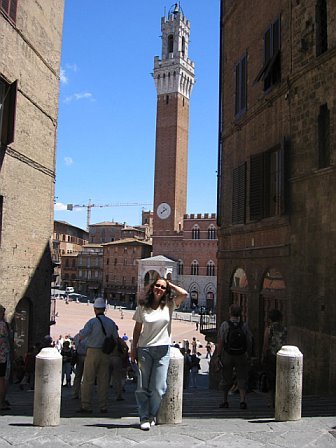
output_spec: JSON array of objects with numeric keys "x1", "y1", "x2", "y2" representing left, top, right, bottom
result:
[{"x1": 139, "y1": 277, "x2": 172, "y2": 309}]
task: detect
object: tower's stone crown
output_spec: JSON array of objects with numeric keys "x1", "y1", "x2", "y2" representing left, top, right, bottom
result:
[{"x1": 153, "y1": 11, "x2": 195, "y2": 99}]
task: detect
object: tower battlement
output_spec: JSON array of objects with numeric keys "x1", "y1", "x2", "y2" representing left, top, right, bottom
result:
[{"x1": 183, "y1": 213, "x2": 217, "y2": 221}]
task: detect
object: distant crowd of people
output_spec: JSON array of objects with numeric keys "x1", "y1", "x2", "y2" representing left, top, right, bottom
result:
[{"x1": 0, "y1": 282, "x2": 286, "y2": 424}]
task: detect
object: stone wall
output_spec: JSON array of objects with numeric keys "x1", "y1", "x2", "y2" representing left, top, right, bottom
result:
[
  {"x1": 217, "y1": 0, "x2": 336, "y2": 394},
  {"x1": 0, "y1": 1, "x2": 64, "y2": 348}
]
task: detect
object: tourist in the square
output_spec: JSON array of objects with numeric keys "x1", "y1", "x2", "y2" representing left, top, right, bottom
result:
[
  {"x1": 190, "y1": 353, "x2": 201, "y2": 388},
  {"x1": 71, "y1": 333, "x2": 87, "y2": 399},
  {"x1": 216, "y1": 304, "x2": 253, "y2": 409},
  {"x1": 262, "y1": 309, "x2": 287, "y2": 407},
  {"x1": 77, "y1": 297, "x2": 119, "y2": 413},
  {"x1": 131, "y1": 277, "x2": 188, "y2": 430},
  {"x1": 61, "y1": 340, "x2": 73, "y2": 387}
]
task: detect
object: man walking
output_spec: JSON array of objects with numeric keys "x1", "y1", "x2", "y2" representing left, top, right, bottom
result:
[
  {"x1": 77, "y1": 298, "x2": 119, "y2": 413},
  {"x1": 216, "y1": 304, "x2": 253, "y2": 409}
]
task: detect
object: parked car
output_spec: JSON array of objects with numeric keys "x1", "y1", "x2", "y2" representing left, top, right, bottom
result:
[{"x1": 68, "y1": 293, "x2": 89, "y2": 303}]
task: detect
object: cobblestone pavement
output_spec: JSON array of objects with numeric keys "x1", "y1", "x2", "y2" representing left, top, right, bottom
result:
[{"x1": 1, "y1": 359, "x2": 336, "y2": 448}]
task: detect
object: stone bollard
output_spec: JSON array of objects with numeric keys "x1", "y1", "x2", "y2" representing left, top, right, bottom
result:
[
  {"x1": 157, "y1": 347, "x2": 184, "y2": 424},
  {"x1": 275, "y1": 345, "x2": 303, "y2": 421},
  {"x1": 33, "y1": 347, "x2": 62, "y2": 426}
]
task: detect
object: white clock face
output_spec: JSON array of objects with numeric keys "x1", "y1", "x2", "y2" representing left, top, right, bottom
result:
[{"x1": 157, "y1": 202, "x2": 171, "y2": 219}]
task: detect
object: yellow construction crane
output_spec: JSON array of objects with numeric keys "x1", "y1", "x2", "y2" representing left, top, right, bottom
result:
[{"x1": 66, "y1": 199, "x2": 152, "y2": 231}]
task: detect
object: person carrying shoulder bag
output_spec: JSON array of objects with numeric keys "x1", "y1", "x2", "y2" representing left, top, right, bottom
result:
[{"x1": 77, "y1": 298, "x2": 118, "y2": 414}]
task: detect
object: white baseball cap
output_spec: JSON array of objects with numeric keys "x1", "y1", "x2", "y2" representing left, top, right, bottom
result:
[{"x1": 93, "y1": 297, "x2": 106, "y2": 309}]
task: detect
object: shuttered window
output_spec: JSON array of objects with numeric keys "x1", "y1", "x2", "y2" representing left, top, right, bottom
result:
[
  {"x1": 0, "y1": 78, "x2": 17, "y2": 146},
  {"x1": 316, "y1": 0, "x2": 328, "y2": 56},
  {"x1": 249, "y1": 143, "x2": 286, "y2": 220},
  {"x1": 232, "y1": 163, "x2": 246, "y2": 224},
  {"x1": 1, "y1": 0, "x2": 17, "y2": 22},
  {"x1": 235, "y1": 54, "x2": 247, "y2": 117},
  {"x1": 254, "y1": 18, "x2": 281, "y2": 90},
  {"x1": 318, "y1": 104, "x2": 330, "y2": 169},
  {"x1": 250, "y1": 154, "x2": 264, "y2": 220}
]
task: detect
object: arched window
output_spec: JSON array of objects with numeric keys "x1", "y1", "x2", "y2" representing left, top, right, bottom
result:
[
  {"x1": 206, "y1": 261, "x2": 215, "y2": 276},
  {"x1": 181, "y1": 36, "x2": 185, "y2": 56},
  {"x1": 192, "y1": 225, "x2": 200, "y2": 240},
  {"x1": 168, "y1": 34, "x2": 174, "y2": 54},
  {"x1": 231, "y1": 268, "x2": 248, "y2": 321},
  {"x1": 178, "y1": 260, "x2": 183, "y2": 275},
  {"x1": 261, "y1": 268, "x2": 287, "y2": 326},
  {"x1": 207, "y1": 225, "x2": 216, "y2": 240},
  {"x1": 191, "y1": 260, "x2": 199, "y2": 275}
]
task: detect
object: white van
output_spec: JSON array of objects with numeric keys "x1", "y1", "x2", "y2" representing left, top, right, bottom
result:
[{"x1": 65, "y1": 287, "x2": 75, "y2": 294}]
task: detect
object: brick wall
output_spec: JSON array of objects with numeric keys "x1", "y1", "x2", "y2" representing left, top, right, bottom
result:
[
  {"x1": 217, "y1": 0, "x2": 336, "y2": 394},
  {"x1": 0, "y1": 2, "x2": 64, "y2": 351}
]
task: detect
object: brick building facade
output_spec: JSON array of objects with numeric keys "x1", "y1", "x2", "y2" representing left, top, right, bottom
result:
[
  {"x1": 217, "y1": 0, "x2": 335, "y2": 394},
  {"x1": 52, "y1": 220, "x2": 88, "y2": 288},
  {"x1": 153, "y1": 213, "x2": 217, "y2": 310},
  {"x1": 102, "y1": 238, "x2": 152, "y2": 307},
  {"x1": 60, "y1": 213, "x2": 153, "y2": 302},
  {"x1": 0, "y1": 1, "x2": 64, "y2": 356}
]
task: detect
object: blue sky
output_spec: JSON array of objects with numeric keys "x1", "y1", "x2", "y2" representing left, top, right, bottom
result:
[{"x1": 54, "y1": 1, "x2": 220, "y2": 231}]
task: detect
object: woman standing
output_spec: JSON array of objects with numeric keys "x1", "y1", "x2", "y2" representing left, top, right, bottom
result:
[{"x1": 131, "y1": 277, "x2": 188, "y2": 431}]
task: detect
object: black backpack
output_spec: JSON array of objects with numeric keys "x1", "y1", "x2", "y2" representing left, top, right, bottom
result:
[{"x1": 224, "y1": 320, "x2": 247, "y2": 356}]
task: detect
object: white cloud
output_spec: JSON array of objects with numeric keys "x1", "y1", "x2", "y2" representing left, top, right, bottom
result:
[
  {"x1": 64, "y1": 156, "x2": 73, "y2": 166},
  {"x1": 60, "y1": 68, "x2": 68, "y2": 84},
  {"x1": 66, "y1": 63, "x2": 78, "y2": 72},
  {"x1": 54, "y1": 202, "x2": 67, "y2": 211},
  {"x1": 64, "y1": 92, "x2": 94, "y2": 103}
]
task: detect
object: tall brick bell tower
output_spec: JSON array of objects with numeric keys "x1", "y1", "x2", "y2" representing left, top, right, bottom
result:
[{"x1": 152, "y1": 3, "x2": 195, "y2": 255}]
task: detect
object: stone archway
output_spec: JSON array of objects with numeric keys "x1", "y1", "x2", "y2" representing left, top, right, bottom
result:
[
  {"x1": 257, "y1": 267, "x2": 287, "y2": 357},
  {"x1": 230, "y1": 267, "x2": 249, "y2": 322},
  {"x1": 204, "y1": 282, "x2": 216, "y2": 312},
  {"x1": 137, "y1": 255, "x2": 177, "y2": 300},
  {"x1": 260, "y1": 268, "x2": 287, "y2": 325},
  {"x1": 13, "y1": 297, "x2": 32, "y2": 359}
]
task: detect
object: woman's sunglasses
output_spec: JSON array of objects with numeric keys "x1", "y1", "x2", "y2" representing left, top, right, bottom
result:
[{"x1": 154, "y1": 283, "x2": 167, "y2": 290}]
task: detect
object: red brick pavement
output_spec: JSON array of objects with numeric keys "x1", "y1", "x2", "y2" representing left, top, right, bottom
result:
[{"x1": 51, "y1": 300, "x2": 208, "y2": 353}]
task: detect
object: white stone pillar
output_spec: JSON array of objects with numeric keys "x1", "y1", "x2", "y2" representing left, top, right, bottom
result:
[
  {"x1": 275, "y1": 345, "x2": 303, "y2": 421},
  {"x1": 33, "y1": 347, "x2": 62, "y2": 426},
  {"x1": 157, "y1": 347, "x2": 184, "y2": 424}
]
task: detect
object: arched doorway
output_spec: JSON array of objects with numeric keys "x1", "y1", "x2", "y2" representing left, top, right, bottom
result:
[
  {"x1": 189, "y1": 282, "x2": 199, "y2": 309},
  {"x1": 259, "y1": 268, "x2": 287, "y2": 355},
  {"x1": 230, "y1": 268, "x2": 249, "y2": 321},
  {"x1": 260, "y1": 268, "x2": 287, "y2": 324},
  {"x1": 13, "y1": 297, "x2": 32, "y2": 359},
  {"x1": 144, "y1": 270, "x2": 160, "y2": 287}
]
